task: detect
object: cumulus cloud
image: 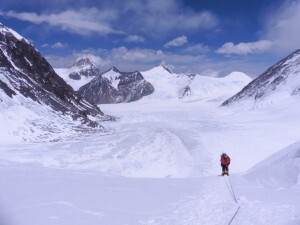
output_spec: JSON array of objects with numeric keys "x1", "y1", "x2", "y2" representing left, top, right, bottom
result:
[
  {"x1": 216, "y1": 40, "x2": 272, "y2": 55},
  {"x1": 51, "y1": 42, "x2": 65, "y2": 49},
  {"x1": 2, "y1": 9, "x2": 123, "y2": 36},
  {"x1": 262, "y1": 0, "x2": 300, "y2": 54},
  {"x1": 125, "y1": 35, "x2": 145, "y2": 43},
  {"x1": 164, "y1": 35, "x2": 188, "y2": 48},
  {"x1": 46, "y1": 45, "x2": 268, "y2": 77},
  {"x1": 0, "y1": 0, "x2": 218, "y2": 38}
]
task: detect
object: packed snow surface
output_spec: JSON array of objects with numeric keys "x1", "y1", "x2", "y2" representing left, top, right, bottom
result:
[{"x1": 1, "y1": 90, "x2": 300, "y2": 224}]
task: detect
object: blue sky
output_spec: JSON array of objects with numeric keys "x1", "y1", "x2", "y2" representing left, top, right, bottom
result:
[{"x1": 0, "y1": 0, "x2": 299, "y2": 77}]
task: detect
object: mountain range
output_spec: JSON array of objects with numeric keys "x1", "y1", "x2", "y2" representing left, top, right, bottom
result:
[
  {"x1": 1, "y1": 22, "x2": 300, "y2": 140},
  {"x1": 56, "y1": 62, "x2": 252, "y2": 104}
]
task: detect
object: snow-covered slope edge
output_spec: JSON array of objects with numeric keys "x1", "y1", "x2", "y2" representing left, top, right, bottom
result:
[
  {"x1": 244, "y1": 140, "x2": 300, "y2": 188},
  {"x1": 222, "y1": 49, "x2": 300, "y2": 107}
]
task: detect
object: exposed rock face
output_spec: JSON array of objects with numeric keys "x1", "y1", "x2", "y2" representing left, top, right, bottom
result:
[
  {"x1": 68, "y1": 58, "x2": 100, "y2": 80},
  {"x1": 78, "y1": 67, "x2": 154, "y2": 104},
  {"x1": 222, "y1": 49, "x2": 300, "y2": 106},
  {"x1": 0, "y1": 23, "x2": 104, "y2": 127}
]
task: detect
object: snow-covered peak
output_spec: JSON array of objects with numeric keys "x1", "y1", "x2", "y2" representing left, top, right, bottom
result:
[
  {"x1": 221, "y1": 71, "x2": 252, "y2": 83},
  {"x1": 156, "y1": 63, "x2": 172, "y2": 73},
  {"x1": 101, "y1": 67, "x2": 122, "y2": 89},
  {"x1": 0, "y1": 23, "x2": 29, "y2": 43},
  {"x1": 70, "y1": 58, "x2": 97, "y2": 71},
  {"x1": 144, "y1": 64, "x2": 172, "y2": 76},
  {"x1": 109, "y1": 66, "x2": 121, "y2": 74},
  {"x1": 56, "y1": 58, "x2": 101, "y2": 90}
]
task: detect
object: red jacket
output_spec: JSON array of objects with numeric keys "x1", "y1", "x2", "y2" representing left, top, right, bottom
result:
[{"x1": 221, "y1": 155, "x2": 231, "y2": 165}]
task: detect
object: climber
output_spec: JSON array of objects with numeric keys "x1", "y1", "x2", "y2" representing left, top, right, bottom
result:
[{"x1": 220, "y1": 153, "x2": 231, "y2": 176}]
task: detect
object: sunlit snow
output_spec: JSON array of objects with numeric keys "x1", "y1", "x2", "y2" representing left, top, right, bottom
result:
[{"x1": 1, "y1": 89, "x2": 300, "y2": 224}]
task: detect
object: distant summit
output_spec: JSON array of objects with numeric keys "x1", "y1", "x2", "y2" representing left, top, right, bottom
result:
[
  {"x1": 222, "y1": 49, "x2": 300, "y2": 106},
  {"x1": 154, "y1": 63, "x2": 172, "y2": 74},
  {"x1": 78, "y1": 67, "x2": 154, "y2": 104},
  {"x1": 70, "y1": 58, "x2": 97, "y2": 69},
  {"x1": 55, "y1": 58, "x2": 102, "y2": 90},
  {"x1": 68, "y1": 58, "x2": 100, "y2": 80}
]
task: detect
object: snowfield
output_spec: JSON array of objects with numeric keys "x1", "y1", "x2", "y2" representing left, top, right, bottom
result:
[{"x1": 1, "y1": 94, "x2": 300, "y2": 224}]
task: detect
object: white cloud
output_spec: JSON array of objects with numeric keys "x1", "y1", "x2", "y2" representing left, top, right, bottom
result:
[
  {"x1": 125, "y1": 35, "x2": 145, "y2": 43},
  {"x1": 183, "y1": 43, "x2": 210, "y2": 54},
  {"x1": 47, "y1": 44, "x2": 270, "y2": 78},
  {"x1": 216, "y1": 40, "x2": 272, "y2": 55},
  {"x1": 1, "y1": 0, "x2": 218, "y2": 38},
  {"x1": 3, "y1": 9, "x2": 123, "y2": 36},
  {"x1": 262, "y1": 0, "x2": 300, "y2": 54},
  {"x1": 41, "y1": 43, "x2": 49, "y2": 48},
  {"x1": 123, "y1": 0, "x2": 218, "y2": 35},
  {"x1": 164, "y1": 35, "x2": 188, "y2": 48},
  {"x1": 51, "y1": 42, "x2": 65, "y2": 49}
]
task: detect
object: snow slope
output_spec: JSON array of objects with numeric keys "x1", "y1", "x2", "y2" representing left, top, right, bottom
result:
[
  {"x1": 245, "y1": 140, "x2": 300, "y2": 188},
  {"x1": 188, "y1": 71, "x2": 252, "y2": 101},
  {"x1": 141, "y1": 65, "x2": 192, "y2": 99},
  {"x1": 1, "y1": 96, "x2": 300, "y2": 224},
  {"x1": 0, "y1": 89, "x2": 104, "y2": 144}
]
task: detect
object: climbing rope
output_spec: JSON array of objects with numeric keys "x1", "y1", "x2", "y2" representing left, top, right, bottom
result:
[
  {"x1": 224, "y1": 176, "x2": 237, "y2": 204},
  {"x1": 228, "y1": 206, "x2": 241, "y2": 225},
  {"x1": 228, "y1": 176, "x2": 238, "y2": 204},
  {"x1": 224, "y1": 176, "x2": 240, "y2": 225}
]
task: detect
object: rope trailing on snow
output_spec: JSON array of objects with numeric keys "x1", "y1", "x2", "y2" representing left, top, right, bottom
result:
[
  {"x1": 223, "y1": 176, "x2": 240, "y2": 225},
  {"x1": 228, "y1": 176, "x2": 238, "y2": 204},
  {"x1": 223, "y1": 176, "x2": 237, "y2": 204},
  {"x1": 228, "y1": 206, "x2": 241, "y2": 225}
]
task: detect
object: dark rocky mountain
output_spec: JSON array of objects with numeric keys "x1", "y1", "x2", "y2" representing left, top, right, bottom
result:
[
  {"x1": 68, "y1": 58, "x2": 100, "y2": 80},
  {"x1": 78, "y1": 67, "x2": 154, "y2": 104},
  {"x1": 222, "y1": 49, "x2": 300, "y2": 106},
  {"x1": 0, "y1": 23, "x2": 104, "y2": 127}
]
